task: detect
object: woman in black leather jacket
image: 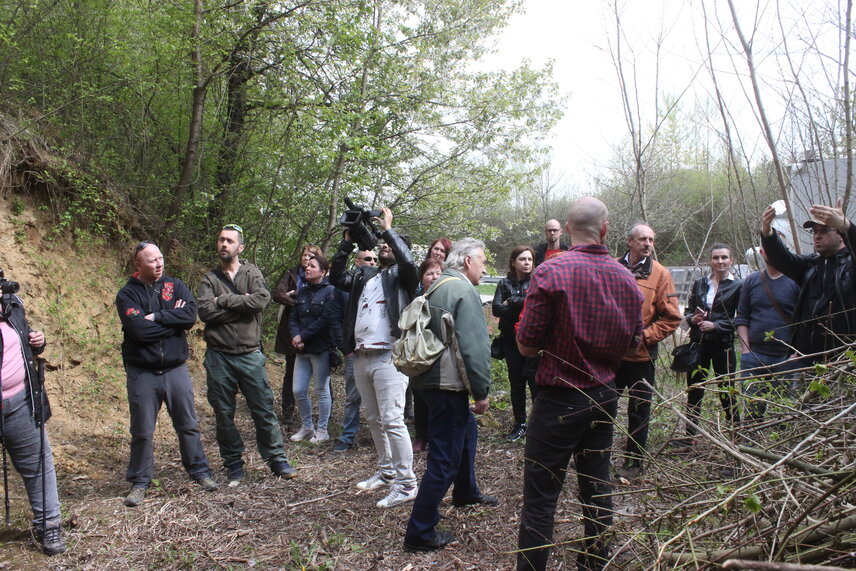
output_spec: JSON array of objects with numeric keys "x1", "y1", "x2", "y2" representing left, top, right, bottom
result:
[
  {"x1": 492, "y1": 245, "x2": 536, "y2": 441},
  {"x1": 681, "y1": 243, "x2": 742, "y2": 442}
]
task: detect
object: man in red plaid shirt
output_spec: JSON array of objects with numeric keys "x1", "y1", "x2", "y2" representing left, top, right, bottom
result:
[{"x1": 515, "y1": 197, "x2": 643, "y2": 571}]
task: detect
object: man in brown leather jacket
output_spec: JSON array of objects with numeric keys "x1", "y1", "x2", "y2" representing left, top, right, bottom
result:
[{"x1": 615, "y1": 223, "x2": 682, "y2": 478}]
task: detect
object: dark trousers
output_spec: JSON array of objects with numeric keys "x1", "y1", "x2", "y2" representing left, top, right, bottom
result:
[
  {"x1": 125, "y1": 363, "x2": 212, "y2": 486},
  {"x1": 204, "y1": 349, "x2": 287, "y2": 468},
  {"x1": 413, "y1": 387, "x2": 428, "y2": 441},
  {"x1": 404, "y1": 389, "x2": 480, "y2": 544},
  {"x1": 517, "y1": 384, "x2": 618, "y2": 571},
  {"x1": 504, "y1": 334, "x2": 539, "y2": 426},
  {"x1": 281, "y1": 351, "x2": 296, "y2": 419},
  {"x1": 686, "y1": 342, "x2": 738, "y2": 435},
  {"x1": 614, "y1": 360, "x2": 655, "y2": 462}
]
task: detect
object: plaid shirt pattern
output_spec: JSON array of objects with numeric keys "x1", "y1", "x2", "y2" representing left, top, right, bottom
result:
[{"x1": 517, "y1": 244, "x2": 644, "y2": 389}]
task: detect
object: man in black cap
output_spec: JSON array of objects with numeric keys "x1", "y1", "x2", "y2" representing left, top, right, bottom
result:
[{"x1": 761, "y1": 199, "x2": 856, "y2": 361}]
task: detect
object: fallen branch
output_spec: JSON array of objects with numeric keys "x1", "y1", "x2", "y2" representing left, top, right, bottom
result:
[
  {"x1": 723, "y1": 559, "x2": 852, "y2": 570},
  {"x1": 661, "y1": 513, "x2": 856, "y2": 564},
  {"x1": 286, "y1": 490, "x2": 346, "y2": 508}
]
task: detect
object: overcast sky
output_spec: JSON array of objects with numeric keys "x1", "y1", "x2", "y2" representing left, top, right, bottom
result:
[{"x1": 481, "y1": 0, "x2": 842, "y2": 194}]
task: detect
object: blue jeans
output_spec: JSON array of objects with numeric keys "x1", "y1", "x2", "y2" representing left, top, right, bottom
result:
[
  {"x1": 204, "y1": 349, "x2": 287, "y2": 468},
  {"x1": 339, "y1": 355, "x2": 361, "y2": 445},
  {"x1": 293, "y1": 352, "x2": 332, "y2": 431},
  {"x1": 1, "y1": 389, "x2": 61, "y2": 528},
  {"x1": 404, "y1": 389, "x2": 481, "y2": 544},
  {"x1": 517, "y1": 384, "x2": 618, "y2": 571},
  {"x1": 738, "y1": 351, "x2": 799, "y2": 420}
]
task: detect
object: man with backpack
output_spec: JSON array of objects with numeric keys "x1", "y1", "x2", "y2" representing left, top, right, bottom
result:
[
  {"x1": 329, "y1": 208, "x2": 420, "y2": 509},
  {"x1": 403, "y1": 237, "x2": 495, "y2": 552}
]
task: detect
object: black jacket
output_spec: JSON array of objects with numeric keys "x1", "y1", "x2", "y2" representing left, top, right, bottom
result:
[
  {"x1": 272, "y1": 265, "x2": 302, "y2": 355},
  {"x1": 533, "y1": 241, "x2": 569, "y2": 267},
  {"x1": 288, "y1": 280, "x2": 343, "y2": 355},
  {"x1": 329, "y1": 228, "x2": 418, "y2": 353},
  {"x1": 491, "y1": 272, "x2": 531, "y2": 334},
  {"x1": 116, "y1": 275, "x2": 197, "y2": 371},
  {"x1": 0, "y1": 293, "x2": 50, "y2": 424},
  {"x1": 762, "y1": 223, "x2": 856, "y2": 356},
  {"x1": 685, "y1": 275, "x2": 742, "y2": 345}
]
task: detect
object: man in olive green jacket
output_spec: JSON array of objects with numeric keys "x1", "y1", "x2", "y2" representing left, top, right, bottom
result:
[
  {"x1": 404, "y1": 238, "x2": 495, "y2": 553},
  {"x1": 197, "y1": 224, "x2": 296, "y2": 483}
]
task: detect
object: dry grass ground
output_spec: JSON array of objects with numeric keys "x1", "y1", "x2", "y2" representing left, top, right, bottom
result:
[{"x1": 2, "y1": 353, "x2": 853, "y2": 570}]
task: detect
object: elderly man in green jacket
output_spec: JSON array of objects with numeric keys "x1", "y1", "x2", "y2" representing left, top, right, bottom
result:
[{"x1": 403, "y1": 237, "x2": 497, "y2": 553}]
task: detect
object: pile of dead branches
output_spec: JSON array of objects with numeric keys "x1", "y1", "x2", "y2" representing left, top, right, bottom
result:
[{"x1": 611, "y1": 353, "x2": 856, "y2": 569}]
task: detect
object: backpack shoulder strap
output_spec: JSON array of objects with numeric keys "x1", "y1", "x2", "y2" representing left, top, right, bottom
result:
[{"x1": 424, "y1": 276, "x2": 459, "y2": 298}]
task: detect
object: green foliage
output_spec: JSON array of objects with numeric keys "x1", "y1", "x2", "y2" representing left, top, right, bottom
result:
[
  {"x1": 288, "y1": 540, "x2": 335, "y2": 570},
  {"x1": 0, "y1": 0, "x2": 561, "y2": 284},
  {"x1": 744, "y1": 493, "x2": 762, "y2": 514},
  {"x1": 148, "y1": 543, "x2": 198, "y2": 569},
  {"x1": 809, "y1": 378, "x2": 831, "y2": 398}
]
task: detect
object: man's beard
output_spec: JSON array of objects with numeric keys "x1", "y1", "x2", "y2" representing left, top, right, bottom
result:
[{"x1": 219, "y1": 251, "x2": 234, "y2": 263}]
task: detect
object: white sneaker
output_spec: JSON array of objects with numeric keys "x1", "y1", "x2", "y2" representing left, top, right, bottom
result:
[
  {"x1": 309, "y1": 428, "x2": 329, "y2": 443},
  {"x1": 356, "y1": 471, "x2": 394, "y2": 491},
  {"x1": 377, "y1": 483, "x2": 418, "y2": 508},
  {"x1": 290, "y1": 426, "x2": 315, "y2": 441}
]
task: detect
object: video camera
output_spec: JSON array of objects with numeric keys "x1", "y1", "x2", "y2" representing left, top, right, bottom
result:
[
  {"x1": 0, "y1": 269, "x2": 19, "y2": 295},
  {"x1": 339, "y1": 197, "x2": 384, "y2": 252}
]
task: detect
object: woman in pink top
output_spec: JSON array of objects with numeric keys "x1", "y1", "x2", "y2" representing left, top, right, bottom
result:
[{"x1": 0, "y1": 289, "x2": 65, "y2": 555}]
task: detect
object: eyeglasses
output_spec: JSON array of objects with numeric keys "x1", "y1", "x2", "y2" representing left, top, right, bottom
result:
[
  {"x1": 222, "y1": 224, "x2": 244, "y2": 234},
  {"x1": 545, "y1": 228, "x2": 561, "y2": 233},
  {"x1": 134, "y1": 240, "x2": 155, "y2": 255},
  {"x1": 359, "y1": 256, "x2": 377, "y2": 262}
]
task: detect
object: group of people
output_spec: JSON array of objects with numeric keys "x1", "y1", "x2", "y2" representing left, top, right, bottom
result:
[{"x1": 2, "y1": 196, "x2": 854, "y2": 570}]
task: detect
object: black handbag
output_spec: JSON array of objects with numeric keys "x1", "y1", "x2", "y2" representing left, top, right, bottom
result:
[
  {"x1": 490, "y1": 336, "x2": 504, "y2": 360},
  {"x1": 670, "y1": 342, "x2": 701, "y2": 372}
]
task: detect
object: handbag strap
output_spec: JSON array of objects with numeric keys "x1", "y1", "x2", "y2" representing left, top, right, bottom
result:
[{"x1": 760, "y1": 271, "x2": 790, "y2": 323}]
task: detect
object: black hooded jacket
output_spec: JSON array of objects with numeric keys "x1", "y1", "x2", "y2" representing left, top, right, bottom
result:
[
  {"x1": 762, "y1": 222, "x2": 856, "y2": 357},
  {"x1": 115, "y1": 275, "x2": 197, "y2": 371}
]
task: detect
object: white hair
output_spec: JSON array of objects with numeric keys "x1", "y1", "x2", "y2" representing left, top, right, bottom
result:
[{"x1": 446, "y1": 238, "x2": 485, "y2": 271}]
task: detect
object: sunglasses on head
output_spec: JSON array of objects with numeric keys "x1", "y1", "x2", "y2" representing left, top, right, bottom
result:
[
  {"x1": 222, "y1": 224, "x2": 244, "y2": 234},
  {"x1": 134, "y1": 240, "x2": 156, "y2": 255}
]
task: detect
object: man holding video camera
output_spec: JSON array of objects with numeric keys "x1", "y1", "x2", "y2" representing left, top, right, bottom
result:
[
  {"x1": 330, "y1": 206, "x2": 420, "y2": 509},
  {"x1": 0, "y1": 274, "x2": 65, "y2": 555}
]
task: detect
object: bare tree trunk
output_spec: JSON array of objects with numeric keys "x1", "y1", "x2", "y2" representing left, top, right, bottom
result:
[
  {"x1": 726, "y1": 0, "x2": 801, "y2": 253},
  {"x1": 162, "y1": 0, "x2": 205, "y2": 252},
  {"x1": 209, "y1": 49, "x2": 252, "y2": 228},
  {"x1": 842, "y1": 0, "x2": 853, "y2": 210}
]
